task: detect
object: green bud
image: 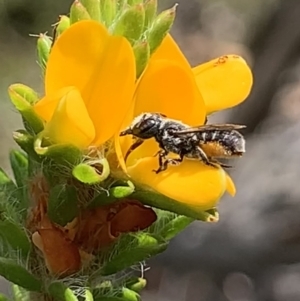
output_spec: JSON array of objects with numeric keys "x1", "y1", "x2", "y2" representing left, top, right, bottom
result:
[
  {"x1": 8, "y1": 85, "x2": 44, "y2": 134},
  {"x1": 9, "y1": 83, "x2": 39, "y2": 105},
  {"x1": 34, "y1": 135, "x2": 82, "y2": 166},
  {"x1": 121, "y1": 288, "x2": 140, "y2": 301},
  {"x1": 70, "y1": 0, "x2": 91, "y2": 24},
  {"x1": 72, "y1": 159, "x2": 110, "y2": 184},
  {"x1": 0, "y1": 258, "x2": 42, "y2": 292},
  {"x1": 85, "y1": 289, "x2": 94, "y2": 301},
  {"x1": 100, "y1": 0, "x2": 117, "y2": 27},
  {"x1": 81, "y1": 0, "x2": 101, "y2": 20},
  {"x1": 0, "y1": 220, "x2": 30, "y2": 259},
  {"x1": 48, "y1": 282, "x2": 78, "y2": 301},
  {"x1": 148, "y1": 4, "x2": 177, "y2": 54},
  {"x1": 12, "y1": 285, "x2": 29, "y2": 301},
  {"x1": 110, "y1": 181, "x2": 135, "y2": 198},
  {"x1": 115, "y1": 0, "x2": 126, "y2": 14},
  {"x1": 37, "y1": 34, "x2": 52, "y2": 72},
  {"x1": 125, "y1": 278, "x2": 147, "y2": 293},
  {"x1": 144, "y1": 0, "x2": 157, "y2": 28},
  {"x1": 113, "y1": 4, "x2": 145, "y2": 44},
  {"x1": 13, "y1": 130, "x2": 41, "y2": 161},
  {"x1": 133, "y1": 40, "x2": 150, "y2": 78},
  {"x1": 100, "y1": 233, "x2": 168, "y2": 275},
  {"x1": 127, "y1": 0, "x2": 143, "y2": 5},
  {"x1": 48, "y1": 184, "x2": 79, "y2": 226},
  {"x1": 55, "y1": 15, "x2": 71, "y2": 38}
]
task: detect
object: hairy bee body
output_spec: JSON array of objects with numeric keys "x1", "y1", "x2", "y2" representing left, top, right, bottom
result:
[{"x1": 120, "y1": 112, "x2": 246, "y2": 173}]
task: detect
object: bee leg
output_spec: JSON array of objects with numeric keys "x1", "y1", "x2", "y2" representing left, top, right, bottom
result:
[
  {"x1": 153, "y1": 154, "x2": 184, "y2": 174},
  {"x1": 124, "y1": 138, "x2": 144, "y2": 162},
  {"x1": 165, "y1": 154, "x2": 184, "y2": 166},
  {"x1": 153, "y1": 150, "x2": 169, "y2": 174},
  {"x1": 195, "y1": 146, "x2": 218, "y2": 168},
  {"x1": 210, "y1": 159, "x2": 232, "y2": 168}
]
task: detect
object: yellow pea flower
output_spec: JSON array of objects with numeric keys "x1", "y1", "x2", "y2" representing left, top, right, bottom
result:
[
  {"x1": 117, "y1": 36, "x2": 253, "y2": 212},
  {"x1": 34, "y1": 20, "x2": 252, "y2": 214},
  {"x1": 34, "y1": 20, "x2": 136, "y2": 148}
]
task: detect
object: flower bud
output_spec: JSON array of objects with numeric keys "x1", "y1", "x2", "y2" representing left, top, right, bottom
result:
[
  {"x1": 34, "y1": 136, "x2": 82, "y2": 166},
  {"x1": 122, "y1": 288, "x2": 141, "y2": 301},
  {"x1": 8, "y1": 85, "x2": 44, "y2": 134},
  {"x1": 37, "y1": 34, "x2": 52, "y2": 72},
  {"x1": 72, "y1": 159, "x2": 110, "y2": 184},
  {"x1": 48, "y1": 282, "x2": 78, "y2": 301},
  {"x1": 13, "y1": 130, "x2": 40, "y2": 161},
  {"x1": 55, "y1": 15, "x2": 70, "y2": 37},
  {"x1": 70, "y1": 0, "x2": 91, "y2": 24},
  {"x1": 109, "y1": 181, "x2": 135, "y2": 198},
  {"x1": 80, "y1": 0, "x2": 101, "y2": 20},
  {"x1": 133, "y1": 40, "x2": 150, "y2": 78},
  {"x1": 127, "y1": 0, "x2": 143, "y2": 5},
  {"x1": 148, "y1": 4, "x2": 177, "y2": 54},
  {"x1": 144, "y1": 0, "x2": 157, "y2": 28},
  {"x1": 100, "y1": 0, "x2": 117, "y2": 27},
  {"x1": 126, "y1": 278, "x2": 147, "y2": 293},
  {"x1": 113, "y1": 4, "x2": 145, "y2": 44}
]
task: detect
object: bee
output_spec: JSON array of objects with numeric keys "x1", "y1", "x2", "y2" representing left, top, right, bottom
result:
[{"x1": 120, "y1": 112, "x2": 246, "y2": 174}]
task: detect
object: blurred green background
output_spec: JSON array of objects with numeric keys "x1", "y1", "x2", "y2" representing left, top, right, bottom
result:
[{"x1": 2, "y1": 1, "x2": 300, "y2": 301}]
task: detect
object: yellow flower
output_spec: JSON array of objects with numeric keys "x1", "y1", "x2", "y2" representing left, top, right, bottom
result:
[
  {"x1": 117, "y1": 36, "x2": 253, "y2": 211},
  {"x1": 34, "y1": 20, "x2": 136, "y2": 148},
  {"x1": 34, "y1": 20, "x2": 252, "y2": 213}
]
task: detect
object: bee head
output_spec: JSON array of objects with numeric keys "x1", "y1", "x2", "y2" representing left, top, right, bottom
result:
[{"x1": 120, "y1": 112, "x2": 165, "y2": 139}]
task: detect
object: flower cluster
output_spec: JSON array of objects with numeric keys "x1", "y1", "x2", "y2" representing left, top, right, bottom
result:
[{"x1": 2, "y1": 1, "x2": 252, "y2": 300}]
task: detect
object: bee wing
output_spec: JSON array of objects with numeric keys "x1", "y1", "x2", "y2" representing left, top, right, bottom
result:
[{"x1": 174, "y1": 124, "x2": 246, "y2": 135}]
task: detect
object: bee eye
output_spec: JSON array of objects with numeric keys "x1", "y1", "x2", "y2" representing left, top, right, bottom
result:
[{"x1": 133, "y1": 118, "x2": 157, "y2": 138}]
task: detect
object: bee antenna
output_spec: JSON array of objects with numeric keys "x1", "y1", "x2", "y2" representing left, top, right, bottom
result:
[{"x1": 120, "y1": 128, "x2": 132, "y2": 136}]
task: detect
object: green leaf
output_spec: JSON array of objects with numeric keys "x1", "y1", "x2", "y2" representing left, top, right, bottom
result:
[
  {"x1": 100, "y1": 233, "x2": 168, "y2": 276},
  {"x1": 131, "y1": 189, "x2": 219, "y2": 221},
  {"x1": 72, "y1": 159, "x2": 110, "y2": 184},
  {"x1": 148, "y1": 4, "x2": 177, "y2": 54},
  {"x1": 70, "y1": 0, "x2": 91, "y2": 24},
  {"x1": 9, "y1": 150, "x2": 29, "y2": 215},
  {"x1": 0, "y1": 220, "x2": 30, "y2": 259},
  {"x1": 85, "y1": 289, "x2": 93, "y2": 301},
  {"x1": 0, "y1": 258, "x2": 42, "y2": 291},
  {"x1": 48, "y1": 282, "x2": 78, "y2": 301},
  {"x1": 8, "y1": 85, "x2": 44, "y2": 134},
  {"x1": 48, "y1": 184, "x2": 79, "y2": 226},
  {"x1": 113, "y1": 4, "x2": 145, "y2": 44},
  {"x1": 9, "y1": 150, "x2": 28, "y2": 188},
  {"x1": 0, "y1": 293, "x2": 11, "y2": 301},
  {"x1": 151, "y1": 211, "x2": 194, "y2": 241},
  {"x1": 0, "y1": 168, "x2": 22, "y2": 221}
]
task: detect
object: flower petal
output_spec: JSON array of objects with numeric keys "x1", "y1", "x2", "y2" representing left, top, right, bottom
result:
[
  {"x1": 134, "y1": 59, "x2": 206, "y2": 126},
  {"x1": 151, "y1": 34, "x2": 190, "y2": 69},
  {"x1": 110, "y1": 201, "x2": 157, "y2": 236},
  {"x1": 34, "y1": 86, "x2": 75, "y2": 122},
  {"x1": 193, "y1": 55, "x2": 253, "y2": 114},
  {"x1": 46, "y1": 20, "x2": 136, "y2": 145},
  {"x1": 44, "y1": 88, "x2": 95, "y2": 148},
  {"x1": 226, "y1": 173, "x2": 236, "y2": 196},
  {"x1": 36, "y1": 228, "x2": 81, "y2": 276},
  {"x1": 127, "y1": 157, "x2": 227, "y2": 211}
]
